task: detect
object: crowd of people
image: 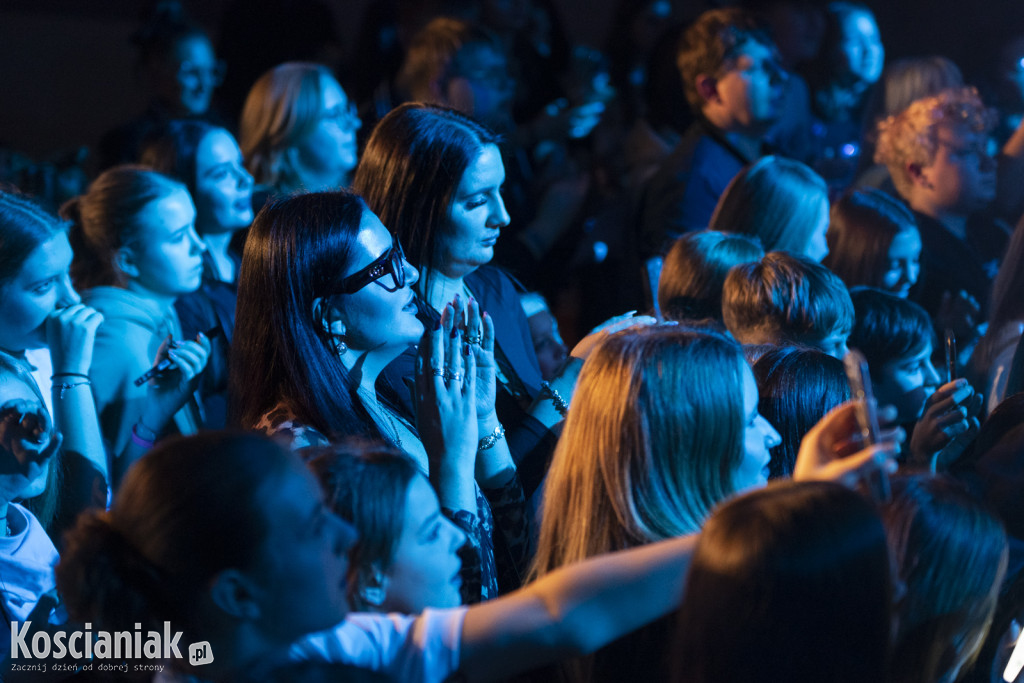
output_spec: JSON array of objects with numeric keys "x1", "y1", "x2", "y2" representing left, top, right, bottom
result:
[{"x1": 4, "y1": 0, "x2": 1024, "y2": 681}]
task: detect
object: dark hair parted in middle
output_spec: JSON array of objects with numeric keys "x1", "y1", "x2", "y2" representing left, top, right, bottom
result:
[
  {"x1": 229, "y1": 190, "x2": 381, "y2": 440},
  {"x1": 352, "y1": 103, "x2": 501, "y2": 298}
]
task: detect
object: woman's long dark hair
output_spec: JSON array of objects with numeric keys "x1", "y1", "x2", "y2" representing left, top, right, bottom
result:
[
  {"x1": 229, "y1": 190, "x2": 382, "y2": 440},
  {"x1": 352, "y1": 103, "x2": 501, "y2": 298}
]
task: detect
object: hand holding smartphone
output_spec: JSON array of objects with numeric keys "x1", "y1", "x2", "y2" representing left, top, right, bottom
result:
[{"x1": 843, "y1": 349, "x2": 891, "y2": 502}]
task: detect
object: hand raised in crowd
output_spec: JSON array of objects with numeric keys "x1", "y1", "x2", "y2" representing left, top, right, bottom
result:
[
  {"x1": 909, "y1": 378, "x2": 983, "y2": 471},
  {"x1": 137, "y1": 331, "x2": 212, "y2": 435},
  {"x1": 462, "y1": 296, "x2": 499, "y2": 425},
  {"x1": 44, "y1": 303, "x2": 103, "y2": 376},
  {"x1": 793, "y1": 401, "x2": 900, "y2": 489},
  {"x1": 416, "y1": 300, "x2": 478, "y2": 512},
  {"x1": 938, "y1": 290, "x2": 981, "y2": 349}
]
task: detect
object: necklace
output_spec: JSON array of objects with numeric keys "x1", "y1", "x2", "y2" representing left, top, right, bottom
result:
[{"x1": 357, "y1": 388, "x2": 403, "y2": 449}]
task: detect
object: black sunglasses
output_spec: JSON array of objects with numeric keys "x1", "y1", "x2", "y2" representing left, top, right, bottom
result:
[{"x1": 337, "y1": 237, "x2": 408, "y2": 294}]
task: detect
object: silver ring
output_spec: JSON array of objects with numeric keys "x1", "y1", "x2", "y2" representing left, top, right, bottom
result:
[
  {"x1": 431, "y1": 368, "x2": 445, "y2": 377},
  {"x1": 465, "y1": 335, "x2": 482, "y2": 345},
  {"x1": 444, "y1": 371, "x2": 463, "y2": 382}
]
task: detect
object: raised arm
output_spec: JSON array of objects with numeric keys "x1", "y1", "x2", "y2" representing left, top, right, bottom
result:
[{"x1": 458, "y1": 533, "x2": 697, "y2": 682}]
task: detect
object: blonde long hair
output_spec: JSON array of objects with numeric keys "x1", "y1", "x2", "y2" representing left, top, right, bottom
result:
[{"x1": 531, "y1": 326, "x2": 746, "y2": 579}]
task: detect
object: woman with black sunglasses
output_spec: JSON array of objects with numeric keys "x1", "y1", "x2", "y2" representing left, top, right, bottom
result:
[{"x1": 230, "y1": 190, "x2": 528, "y2": 604}]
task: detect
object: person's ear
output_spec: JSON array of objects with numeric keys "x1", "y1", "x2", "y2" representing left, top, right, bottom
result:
[
  {"x1": 695, "y1": 73, "x2": 719, "y2": 103},
  {"x1": 115, "y1": 247, "x2": 140, "y2": 280},
  {"x1": 358, "y1": 566, "x2": 388, "y2": 609},
  {"x1": 209, "y1": 569, "x2": 263, "y2": 621},
  {"x1": 312, "y1": 297, "x2": 346, "y2": 338}
]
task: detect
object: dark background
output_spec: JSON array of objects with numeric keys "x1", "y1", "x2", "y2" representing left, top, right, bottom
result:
[{"x1": 2, "y1": 0, "x2": 1021, "y2": 159}]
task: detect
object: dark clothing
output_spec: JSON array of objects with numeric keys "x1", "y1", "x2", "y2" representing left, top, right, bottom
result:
[
  {"x1": 910, "y1": 209, "x2": 1009, "y2": 321},
  {"x1": 97, "y1": 102, "x2": 228, "y2": 172},
  {"x1": 174, "y1": 250, "x2": 241, "y2": 429},
  {"x1": 380, "y1": 266, "x2": 556, "y2": 498},
  {"x1": 637, "y1": 117, "x2": 761, "y2": 259}
]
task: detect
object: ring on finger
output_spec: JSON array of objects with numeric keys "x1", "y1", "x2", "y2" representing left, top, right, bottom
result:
[
  {"x1": 444, "y1": 371, "x2": 463, "y2": 382},
  {"x1": 465, "y1": 334, "x2": 482, "y2": 345},
  {"x1": 431, "y1": 368, "x2": 445, "y2": 377}
]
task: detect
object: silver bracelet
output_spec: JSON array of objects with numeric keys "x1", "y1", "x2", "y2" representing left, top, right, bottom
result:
[
  {"x1": 539, "y1": 381, "x2": 569, "y2": 418},
  {"x1": 53, "y1": 379, "x2": 91, "y2": 400},
  {"x1": 478, "y1": 424, "x2": 506, "y2": 451}
]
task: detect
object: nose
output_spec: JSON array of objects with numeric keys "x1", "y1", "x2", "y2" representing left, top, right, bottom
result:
[
  {"x1": 445, "y1": 517, "x2": 467, "y2": 552},
  {"x1": 760, "y1": 416, "x2": 782, "y2": 449},
  {"x1": 56, "y1": 275, "x2": 81, "y2": 308},
  {"x1": 923, "y1": 358, "x2": 942, "y2": 387},
  {"x1": 189, "y1": 227, "x2": 207, "y2": 254},
  {"x1": 404, "y1": 259, "x2": 420, "y2": 288},
  {"x1": 236, "y1": 164, "x2": 254, "y2": 190},
  {"x1": 489, "y1": 195, "x2": 511, "y2": 229}
]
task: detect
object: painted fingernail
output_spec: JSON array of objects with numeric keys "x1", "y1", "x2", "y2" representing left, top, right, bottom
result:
[
  {"x1": 434, "y1": 318, "x2": 441, "y2": 331},
  {"x1": 463, "y1": 343, "x2": 470, "y2": 355}
]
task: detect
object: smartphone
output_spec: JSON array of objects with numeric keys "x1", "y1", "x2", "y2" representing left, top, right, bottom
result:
[
  {"x1": 843, "y1": 349, "x2": 891, "y2": 502},
  {"x1": 945, "y1": 329, "x2": 958, "y2": 383},
  {"x1": 133, "y1": 325, "x2": 222, "y2": 387}
]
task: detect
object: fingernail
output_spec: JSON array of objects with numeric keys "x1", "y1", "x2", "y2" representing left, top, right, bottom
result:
[
  {"x1": 433, "y1": 318, "x2": 441, "y2": 331},
  {"x1": 451, "y1": 325, "x2": 459, "y2": 338},
  {"x1": 169, "y1": 340, "x2": 180, "y2": 350},
  {"x1": 463, "y1": 343, "x2": 470, "y2": 355}
]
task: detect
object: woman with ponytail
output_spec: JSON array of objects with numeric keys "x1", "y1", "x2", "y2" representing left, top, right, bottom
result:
[{"x1": 63, "y1": 166, "x2": 210, "y2": 484}]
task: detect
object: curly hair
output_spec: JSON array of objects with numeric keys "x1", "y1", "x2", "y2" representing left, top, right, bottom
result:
[
  {"x1": 874, "y1": 87, "x2": 995, "y2": 197},
  {"x1": 676, "y1": 8, "x2": 772, "y2": 112}
]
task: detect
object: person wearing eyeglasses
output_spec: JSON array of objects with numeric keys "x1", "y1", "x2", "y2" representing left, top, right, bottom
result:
[
  {"x1": 98, "y1": 2, "x2": 228, "y2": 172},
  {"x1": 230, "y1": 190, "x2": 528, "y2": 605},
  {"x1": 240, "y1": 62, "x2": 362, "y2": 204}
]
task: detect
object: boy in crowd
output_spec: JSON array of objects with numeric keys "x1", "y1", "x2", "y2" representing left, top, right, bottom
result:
[
  {"x1": 722, "y1": 252, "x2": 854, "y2": 359},
  {"x1": 638, "y1": 8, "x2": 784, "y2": 262}
]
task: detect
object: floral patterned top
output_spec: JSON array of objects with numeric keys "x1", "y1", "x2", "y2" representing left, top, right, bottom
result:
[{"x1": 254, "y1": 403, "x2": 531, "y2": 601}]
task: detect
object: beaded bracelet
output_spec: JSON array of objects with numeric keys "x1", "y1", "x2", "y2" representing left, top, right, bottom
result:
[
  {"x1": 539, "y1": 381, "x2": 569, "y2": 418},
  {"x1": 478, "y1": 424, "x2": 506, "y2": 451},
  {"x1": 53, "y1": 379, "x2": 91, "y2": 399}
]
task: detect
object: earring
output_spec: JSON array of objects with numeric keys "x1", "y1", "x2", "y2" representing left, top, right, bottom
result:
[{"x1": 331, "y1": 335, "x2": 347, "y2": 356}]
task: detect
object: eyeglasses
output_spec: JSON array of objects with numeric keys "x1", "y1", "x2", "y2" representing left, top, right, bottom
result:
[
  {"x1": 337, "y1": 237, "x2": 408, "y2": 294},
  {"x1": 176, "y1": 60, "x2": 226, "y2": 87},
  {"x1": 321, "y1": 102, "x2": 361, "y2": 129}
]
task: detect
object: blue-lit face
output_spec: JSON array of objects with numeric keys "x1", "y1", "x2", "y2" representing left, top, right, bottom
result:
[
  {"x1": 874, "y1": 342, "x2": 941, "y2": 422},
  {"x1": 247, "y1": 464, "x2": 356, "y2": 642},
  {"x1": 838, "y1": 10, "x2": 884, "y2": 85},
  {"x1": 0, "y1": 232, "x2": 79, "y2": 352},
  {"x1": 734, "y1": 365, "x2": 781, "y2": 492}
]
